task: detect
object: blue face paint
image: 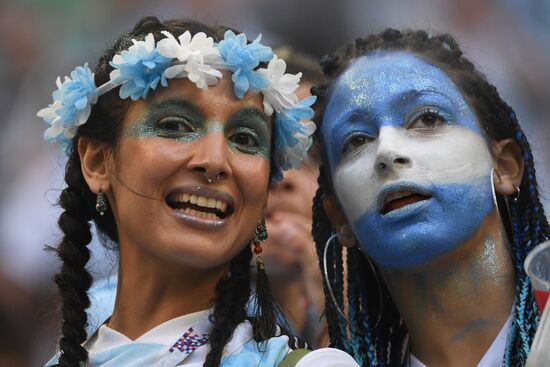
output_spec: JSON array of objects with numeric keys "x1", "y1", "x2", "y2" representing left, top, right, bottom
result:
[
  {"x1": 321, "y1": 52, "x2": 495, "y2": 268},
  {"x1": 354, "y1": 178, "x2": 494, "y2": 268},
  {"x1": 321, "y1": 52, "x2": 480, "y2": 168}
]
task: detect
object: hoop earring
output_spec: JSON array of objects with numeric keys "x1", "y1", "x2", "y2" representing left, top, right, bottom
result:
[
  {"x1": 365, "y1": 255, "x2": 383, "y2": 329},
  {"x1": 323, "y1": 232, "x2": 383, "y2": 328},
  {"x1": 253, "y1": 221, "x2": 268, "y2": 270},
  {"x1": 323, "y1": 233, "x2": 348, "y2": 322},
  {"x1": 95, "y1": 190, "x2": 108, "y2": 216},
  {"x1": 491, "y1": 168, "x2": 505, "y2": 220}
]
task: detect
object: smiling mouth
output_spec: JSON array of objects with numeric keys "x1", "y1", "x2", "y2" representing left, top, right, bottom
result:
[
  {"x1": 166, "y1": 192, "x2": 233, "y2": 220},
  {"x1": 381, "y1": 190, "x2": 431, "y2": 215}
]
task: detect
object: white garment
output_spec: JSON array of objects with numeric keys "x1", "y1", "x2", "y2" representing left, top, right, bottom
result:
[
  {"x1": 45, "y1": 309, "x2": 359, "y2": 367},
  {"x1": 409, "y1": 315, "x2": 513, "y2": 367},
  {"x1": 88, "y1": 310, "x2": 209, "y2": 365}
]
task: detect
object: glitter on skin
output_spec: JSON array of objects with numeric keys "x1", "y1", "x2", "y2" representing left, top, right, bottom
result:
[
  {"x1": 321, "y1": 52, "x2": 495, "y2": 268},
  {"x1": 477, "y1": 234, "x2": 506, "y2": 287},
  {"x1": 125, "y1": 99, "x2": 271, "y2": 157}
]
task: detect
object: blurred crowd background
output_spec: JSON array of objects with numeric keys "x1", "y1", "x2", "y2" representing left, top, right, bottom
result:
[{"x1": 0, "y1": 0, "x2": 549, "y2": 365}]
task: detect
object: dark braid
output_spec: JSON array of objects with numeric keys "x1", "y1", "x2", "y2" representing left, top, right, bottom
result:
[
  {"x1": 53, "y1": 153, "x2": 94, "y2": 366},
  {"x1": 51, "y1": 16, "x2": 280, "y2": 367},
  {"x1": 204, "y1": 247, "x2": 252, "y2": 367},
  {"x1": 311, "y1": 29, "x2": 550, "y2": 366}
]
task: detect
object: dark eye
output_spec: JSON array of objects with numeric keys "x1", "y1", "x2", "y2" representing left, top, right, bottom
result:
[
  {"x1": 157, "y1": 117, "x2": 193, "y2": 133},
  {"x1": 409, "y1": 110, "x2": 445, "y2": 129},
  {"x1": 231, "y1": 132, "x2": 257, "y2": 147},
  {"x1": 342, "y1": 134, "x2": 372, "y2": 155}
]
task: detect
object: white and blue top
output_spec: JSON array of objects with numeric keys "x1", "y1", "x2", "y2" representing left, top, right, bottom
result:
[{"x1": 45, "y1": 309, "x2": 358, "y2": 367}]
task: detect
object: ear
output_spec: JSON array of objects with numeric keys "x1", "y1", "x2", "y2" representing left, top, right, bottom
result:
[
  {"x1": 492, "y1": 138, "x2": 524, "y2": 196},
  {"x1": 323, "y1": 194, "x2": 356, "y2": 248},
  {"x1": 78, "y1": 137, "x2": 112, "y2": 194}
]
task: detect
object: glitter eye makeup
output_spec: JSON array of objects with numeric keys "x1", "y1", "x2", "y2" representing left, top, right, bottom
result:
[
  {"x1": 125, "y1": 99, "x2": 204, "y2": 142},
  {"x1": 124, "y1": 100, "x2": 270, "y2": 156},
  {"x1": 322, "y1": 52, "x2": 496, "y2": 268},
  {"x1": 226, "y1": 108, "x2": 271, "y2": 157}
]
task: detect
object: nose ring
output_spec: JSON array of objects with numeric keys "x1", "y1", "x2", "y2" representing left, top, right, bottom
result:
[{"x1": 205, "y1": 170, "x2": 221, "y2": 184}]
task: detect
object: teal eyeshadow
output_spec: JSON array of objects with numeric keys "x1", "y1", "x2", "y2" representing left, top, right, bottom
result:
[
  {"x1": 124, "y1": 99, "x2": 204, "y2": 142},
  {"x1": 226, "y1": 108, "x2": 271, "y2": 157},
  {"x1": 123, "y1": 101, "x2": 271, "y2": 157}
]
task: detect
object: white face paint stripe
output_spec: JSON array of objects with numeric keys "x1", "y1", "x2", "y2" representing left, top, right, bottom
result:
[{"x1": 334, "y1": 125, "x2": 494, "y2": 222}]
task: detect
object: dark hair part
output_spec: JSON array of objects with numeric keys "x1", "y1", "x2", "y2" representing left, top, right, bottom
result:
[
  {"x1": 311, "y1": 29, "x2": 550, "y2": 366},
  {"x1": 52, "y1": 16, "x2": 278, "y2": 367}
]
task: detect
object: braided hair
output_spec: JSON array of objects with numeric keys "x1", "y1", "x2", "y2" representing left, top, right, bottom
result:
[
  {"x1": 310, "y1": 29, "x2": 550, "y2": 366},
  {"x1": 51, "y1": 16, "x2": 278, "y2": 367}
]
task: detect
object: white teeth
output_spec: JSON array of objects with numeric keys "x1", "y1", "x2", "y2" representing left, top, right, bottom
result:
[
  {"x1": 170, "y1": 193, "x2": 228, "y2": 214},
  {"x1": 177, "y1": 207, "x2": 220, "y2": 220}
]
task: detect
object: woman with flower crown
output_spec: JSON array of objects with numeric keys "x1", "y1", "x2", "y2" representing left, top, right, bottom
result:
[{"x1": 38, "y1": 16, "x2": 358, "y2": 367}]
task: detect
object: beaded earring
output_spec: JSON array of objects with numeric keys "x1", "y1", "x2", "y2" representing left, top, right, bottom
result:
[
  {"x1": 253, "y1": 222, "x2": 268, "y2": 269},
  {"x1": 95, "y1": 190, "x2": 108, "y2": 216}
]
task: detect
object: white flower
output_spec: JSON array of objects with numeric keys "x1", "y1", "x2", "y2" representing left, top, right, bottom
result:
[
  {"x1": 257, "y1": 56, "x2": 301, "y2": 116},
  {"x1": 157, "y1": 31, "x2": 223, "y2": 90}
]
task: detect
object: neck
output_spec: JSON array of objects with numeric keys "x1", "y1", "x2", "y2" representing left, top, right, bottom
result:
[
  {"x1": 379, "y1": 210, "x2": 515, "y2": 367},
  {"x1": 108, "y1": 243, "x2": 228, "y2": 340}
]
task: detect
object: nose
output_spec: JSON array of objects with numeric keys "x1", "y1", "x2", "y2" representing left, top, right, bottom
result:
[
  {"x1": 187, "y1": 133, "x2": 232, "y2": 183},
  {"x1": 374, "y1": 128, "x2": 412, "y2": 176}
]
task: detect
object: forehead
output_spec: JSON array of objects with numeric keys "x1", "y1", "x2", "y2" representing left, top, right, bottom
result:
[{"x1": 323, "y1": 51, "x2": 470, "y2": 120}]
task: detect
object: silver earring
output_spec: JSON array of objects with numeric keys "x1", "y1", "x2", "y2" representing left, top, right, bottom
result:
[
  {"x1": 205, "y1": 170, "x2": 221, "y2": 184},
  {"x1": 512, "y1": 185, "x2": 520, "y2": 203},
  {"x1": 322, "y1": 231, "x2": 383, "y2": 328},
  {"x1": 323, "y1": 232, "x2": 348, "y2": 322},
  {"x1": 491, "y1": 168, "x2": 504, "y2": 220},
  {"x1": 95, "y1": 190, "x2": 107, "y2": 216}
]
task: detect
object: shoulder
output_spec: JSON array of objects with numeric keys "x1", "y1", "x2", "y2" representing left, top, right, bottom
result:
[
  {"x1": 220, "y1": 321, "x2": 358, "y2": 367},
  {"x1": 292, "y1": 347, "x2": 359, "y2": 367},
  {"x1": 220, "y1": 320, "x2": 291, "y2": 367}
]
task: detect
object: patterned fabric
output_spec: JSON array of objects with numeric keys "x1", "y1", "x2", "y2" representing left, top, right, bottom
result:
[{"x1": 169, "y1": 327, "x2": 209, "y2": 354}]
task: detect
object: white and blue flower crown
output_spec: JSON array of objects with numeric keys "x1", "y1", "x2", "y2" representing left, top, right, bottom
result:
[{"x1": 37, "y1": 30, "x2": 316, "y2": 180}]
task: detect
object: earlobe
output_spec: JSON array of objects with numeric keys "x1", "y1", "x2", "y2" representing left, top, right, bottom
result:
[
  {"x1": 78, "y1": 137, "x2": 111, "y2": 194},
  {"x1": 492, "y1": 138, "x2": 524, "y2": 196},
  {"x1": 323, "y1": 195, "x2": 357, "y2": 248}
]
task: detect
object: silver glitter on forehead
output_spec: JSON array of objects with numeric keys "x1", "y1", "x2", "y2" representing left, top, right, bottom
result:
[{"x1": 332, "y1": 52, "x2": 479, "y2": 129}]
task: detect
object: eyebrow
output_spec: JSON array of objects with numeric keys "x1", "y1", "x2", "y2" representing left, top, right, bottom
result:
[
  {"x1": 146, "y1": 99, "x2": 204, "y2": 120},
  {"x1": 393, "y1": 89, "x2": 458, "y2": 108},
  {"x1": 229, "y1": 107, "x2": 270, "y2": 126}
]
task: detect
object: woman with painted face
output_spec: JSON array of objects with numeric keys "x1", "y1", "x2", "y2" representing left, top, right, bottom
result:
[
  {"x1": 312, "y1": 30, "x2": 549, "y2": 366},
  {"x1": 38, "y1": 16, "x2": 358, "y2": 367}
]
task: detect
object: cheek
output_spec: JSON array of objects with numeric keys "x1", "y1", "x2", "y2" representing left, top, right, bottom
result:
[
  {"x1": 114, "y1": 139, "x2": 189, "y2": 193},
  {"x1": 332, "y1": 147, "x2": 378, "y2": 222},
  {"x1": 233, "y1": 155, "x2": 270, "y2": 202},
  {"x1": 411, "y1": 128, "x2": 493, "y2": 185}
]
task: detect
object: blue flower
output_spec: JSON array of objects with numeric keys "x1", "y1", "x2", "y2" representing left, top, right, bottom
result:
[
  {"x1": 109, "y1": 33, "x2": 172, "y2": 101},
  {"x1": 217, "y1": 30, "x2": 273, "y2": 98},
  {"x1": 37, "y1": 63, "x2": 98, "y2": 154},
  {"x1": 272, "y1": 96, "x2": 317, "y2": 180}
]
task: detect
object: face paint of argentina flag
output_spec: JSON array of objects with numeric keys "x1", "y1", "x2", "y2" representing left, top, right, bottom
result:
[{"x1": 321, "y1": 52, "x2": 495, "y2": 269}]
